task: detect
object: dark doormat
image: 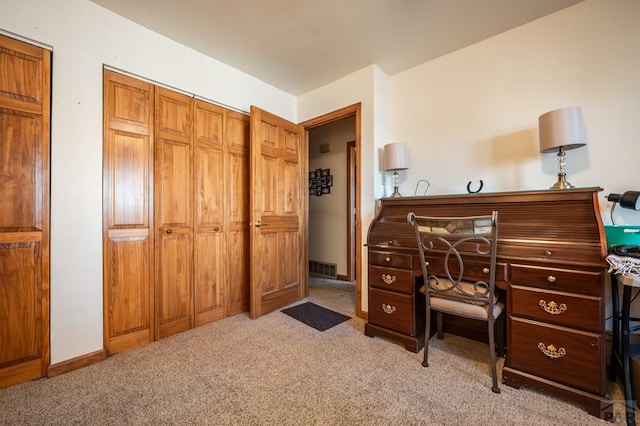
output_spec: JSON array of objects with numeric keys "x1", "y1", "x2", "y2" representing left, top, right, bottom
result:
[{"x1": 281, "y1": 302, "x2": 350, "y2": 331}]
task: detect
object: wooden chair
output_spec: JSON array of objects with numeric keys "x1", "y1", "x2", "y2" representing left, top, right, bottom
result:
[{"x1": 407, "y1": 211, "x2": 504, "y2": 393}]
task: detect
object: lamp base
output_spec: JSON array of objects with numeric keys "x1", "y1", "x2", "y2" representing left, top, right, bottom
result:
[
  {"x1": 390, "y1": 185, "x2": 402, "y2": 197},
  {"x1": 550, "y1": 172, "x2": 575, "y2": 190},
  {"x1": 389, "y1": 170, "x2": 402, "y2": 197}
]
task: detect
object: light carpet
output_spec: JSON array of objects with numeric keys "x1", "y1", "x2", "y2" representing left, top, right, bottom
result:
[{"x1": 0, "y1": 279, "x2": 632, "y2": 425}]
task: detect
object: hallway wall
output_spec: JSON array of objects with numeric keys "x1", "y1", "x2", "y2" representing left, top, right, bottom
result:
[{"x1": 308, "y1": 117, "x2": 356, "y2": 278}]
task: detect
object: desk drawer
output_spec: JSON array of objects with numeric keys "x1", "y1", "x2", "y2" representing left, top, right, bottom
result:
[
  {"x1": 368, "y1": 288, "x2": 415, "y2": 335},
  {"x1": 369, "y1": 250, "x2": 413, "y2": 269},
  {"x1": 369, "y1": 265, "x2": 414, "y2": 294},
  {"x1": 368, "y1": 235, "x2": 416, "y2": 249},
  {"x1": 510, "y1": 264, "x2": 602, "y2": 296},
  {"x1": 499, "y1": 243, "x2": 602, "y2": 263},
  {"x1": 510, "y1": 285, "x2": 601, "y2": 332},
  {"x1": 508, "y1": 317, "x2": 603, "y2": 394},
  {"x1": 425, "y1": 255, "x2": 507, "y2": 286}
]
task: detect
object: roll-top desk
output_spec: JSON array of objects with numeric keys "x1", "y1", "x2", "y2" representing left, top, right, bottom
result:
[{"x1": 364, "y1": 188, "x2": 610, "y2": 418}]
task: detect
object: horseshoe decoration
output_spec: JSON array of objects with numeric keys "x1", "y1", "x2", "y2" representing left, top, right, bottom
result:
[{"x1": 467, "y1": 180, "x2": 483, "y2": 194}]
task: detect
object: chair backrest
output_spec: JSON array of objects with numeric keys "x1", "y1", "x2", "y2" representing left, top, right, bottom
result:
[{"x1": 407, "y1": 211, "x2": 499, "y2": 306}]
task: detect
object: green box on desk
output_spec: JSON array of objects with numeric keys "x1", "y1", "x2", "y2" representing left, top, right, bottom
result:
[{"x1": 605, "y1": 225, "x2": 640, "y2": 247}]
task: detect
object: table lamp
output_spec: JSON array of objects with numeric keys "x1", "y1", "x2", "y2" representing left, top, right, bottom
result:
[
  {"x1": 606, "y1": 191, "x2": 640, "y2": 225},
  {"x1": 383, "y1": 142, "x2": 409, "y2": 197},
  {"x1": 539, "y1": 106, "x2": 587, "y2": 189}
]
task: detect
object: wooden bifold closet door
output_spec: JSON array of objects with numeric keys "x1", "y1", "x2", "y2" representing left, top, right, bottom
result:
[
  {"x1": 0, "y1": 34, "x2": 51, "y2": 389},
  {"x1": 224, "y1": 111, "x2": 250, "y2": 316},
  {"x1": 103, "y1": 71, "x2": 155, "y2": 354},
  {"x1": 154, "y1": 87, "x2": 194, "y2": 338},
  {"x1": 103, "y1": 71, "x2": 250, "y2": 353},
  {"x1": 192, "y1": 99, "x2": 226, "y2": 327}
]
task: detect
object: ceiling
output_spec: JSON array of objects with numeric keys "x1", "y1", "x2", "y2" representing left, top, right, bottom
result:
[{"x1": 90, "y1": 0, "x2": 583, "y2": 96}]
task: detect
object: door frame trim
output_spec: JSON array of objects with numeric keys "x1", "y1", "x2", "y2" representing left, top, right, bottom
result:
[
  {"x1": 299, "y1": 103, "x2": 363, "y2": 317},
  {"x1": 346, "y1": 140, "x2": 356, "y2": 282}
]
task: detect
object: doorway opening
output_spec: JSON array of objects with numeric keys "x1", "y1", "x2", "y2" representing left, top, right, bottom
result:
[{"x1": 301, "y1": 103, "x2": 363, "y2": 317}]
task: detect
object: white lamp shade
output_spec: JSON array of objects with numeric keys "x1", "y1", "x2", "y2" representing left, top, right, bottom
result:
[
  {"x1": 539, "y1": 106, "x2": 587, "y2": 153},
  {"x1": 383, "y1": 143, "x2": 409, "y2": 171}
]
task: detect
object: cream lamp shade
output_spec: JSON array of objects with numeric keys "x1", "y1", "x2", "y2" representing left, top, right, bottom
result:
[
  {"x1": 383, "y1": 143, "x2": 409, "y2": 197},
  {"x1": 539, "y1": 106, "x2": 587, "y2": 153},
  {"x1": 383, "y1": 142, "x2": 409, "y2": 171}
]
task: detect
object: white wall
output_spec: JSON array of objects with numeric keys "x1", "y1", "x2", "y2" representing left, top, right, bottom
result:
[
  {"x1": 389, "y1": 0, "x2": 640, "y2": 225},
  {"x1": 0, "y1": 0, "x2": 296, "y2": 364},
  {"x1": 387, "y1": 0, "x2": 640, "y2": 324}
]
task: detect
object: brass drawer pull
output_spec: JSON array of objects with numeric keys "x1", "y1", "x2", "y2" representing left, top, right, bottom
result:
[
  {"x1": 547, "y1": 275, "x2": 557, "y2": 283},
  {"x1": 385, "y1": 256, "x2": 391, "y2": 262},
  {"x1": 545, "y1": 250, "x2": 552, "y2": 257},
  {"x1": 483, "y1": 267, "x2": 490, "y2": 274},
  {"x1": 381, "y1": 274, "x2": 396, "y2": 285},
  {"x1": 382, "y1": 304, "x2": 396, "y2": 314},
  {"x1": 538, "y1": 343, "x2": 566, "y2": 359},
  {"x1": 539, "y1": 300, "x2": 567, "y2": 315}
]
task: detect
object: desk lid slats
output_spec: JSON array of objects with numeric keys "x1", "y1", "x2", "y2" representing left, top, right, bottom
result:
[{"x1": 368, "y1": 188, "x2": 607, "y2": 265}]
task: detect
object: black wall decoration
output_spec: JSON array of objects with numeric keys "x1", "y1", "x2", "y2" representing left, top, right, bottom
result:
[{"x1": 309, "y1": 168, "x2": 333, "y2": 196}]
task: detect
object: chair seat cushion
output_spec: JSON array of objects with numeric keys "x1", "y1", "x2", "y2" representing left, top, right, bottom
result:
[
  {"x1": 420, "y1": 279, "x2": 504, "y2": 320},
  {"x1": 430, "y1": 295, "x2": 504, "y2": 320}
]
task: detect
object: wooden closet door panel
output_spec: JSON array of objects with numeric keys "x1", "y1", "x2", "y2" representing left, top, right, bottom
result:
[
  {"x1": 194, "y1": 233, "x2": 224, "y2": 325},
  {"x1": 226, "y1": 111, "x2": 250, "y2": 315},
  {"x1": 112, "y1": 132, "x2": 148, "y2": 226},
  {"x1": 195, "y1": 144, "x2": 224, "y2": 226},
  {"x1": 104, "y1": 229, "x2": 151, "y2": 353},
  {"x1": 105, "y1": 73, "x2": 153, "y2": 138},
  {"x1": 0, "y1": 243, "x2": 41, "y2": 370},
  {"x1": 0, "y1": 34, "x2": 50, "y2": 388},
  {"x1": 0, "y1": 111, "x2": 40, "y2": 228},
  {"x1": 226, "y1": 227, "x2": 249, "y2": 316},
  {"x1": 156, "y1": 139, "x2": 191, "y2": 224},
  {"x1": 193, "y1": 100, "x2": 225, "y2": 325},
  {"x1": 103, "y1": 70, "x2": 154, "y2": 354},
  {"x1": 155, "y1": 88, "x2": 193, "y2": 339},
  {"x1": 157, "y1": 230, "x2": 191, "y2": 333},
  {"x1": 0, "y1": 36, "x2": 45, "y2": 114}
]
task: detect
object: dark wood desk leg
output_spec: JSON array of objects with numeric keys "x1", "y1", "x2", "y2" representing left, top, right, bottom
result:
[
  {"x1": 610, "y1": 273, "x2": 620, "y2": 381},
  {"x1": 622, "y1": 285, "x2": 636, "y2": 426}
]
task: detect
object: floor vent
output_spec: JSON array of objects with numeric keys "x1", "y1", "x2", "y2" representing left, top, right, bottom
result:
[{"x1": 309, "y1": 260, "x2": 337, "y2": 279}]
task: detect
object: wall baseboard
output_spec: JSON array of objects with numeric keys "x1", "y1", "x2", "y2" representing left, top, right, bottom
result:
[{"x1": 47, "y1": 349, "x2": 107, "y2": 378}]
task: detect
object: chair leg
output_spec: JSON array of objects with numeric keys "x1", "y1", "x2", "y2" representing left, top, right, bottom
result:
[
  {"x1": 488, "y1": 316, "x2": 500, "y2": 394},
  {"x1": 423, "y1": 306, "x2": 431, "y2": 367},
  {"x1": 436, "y1": 311, "x2": 444, "y2": 339}
]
